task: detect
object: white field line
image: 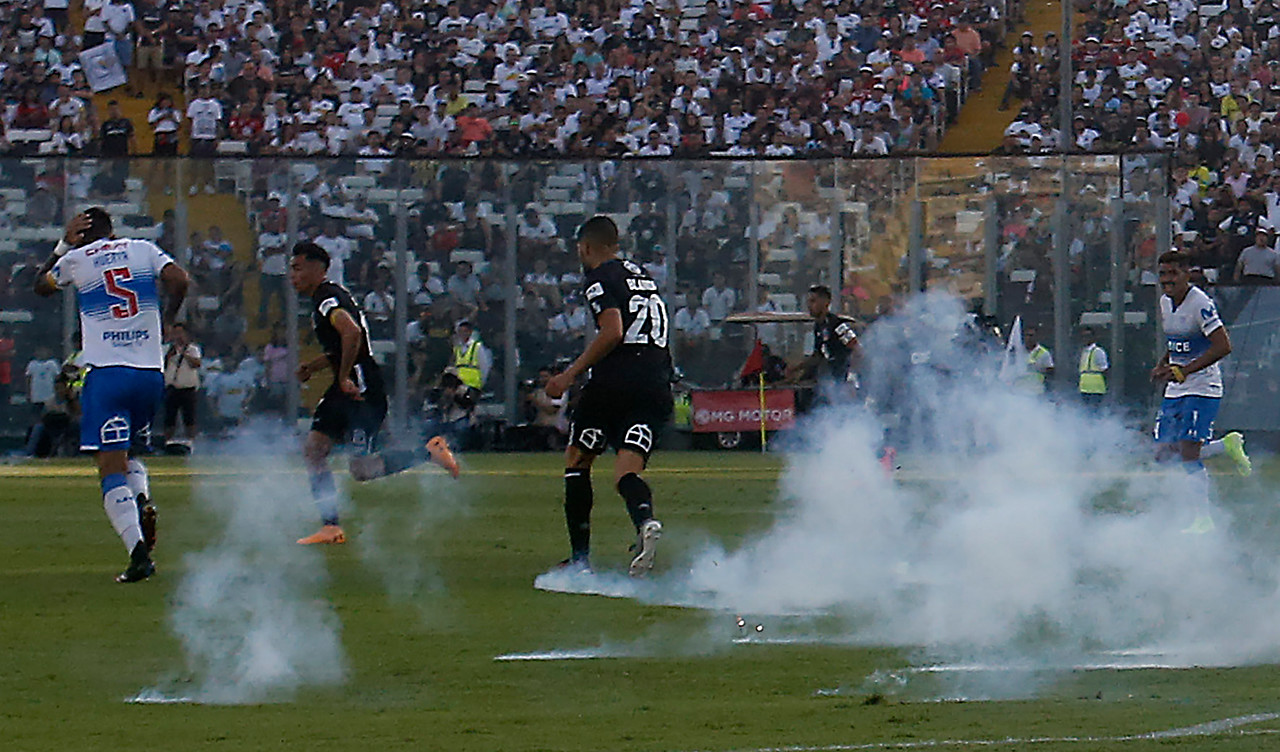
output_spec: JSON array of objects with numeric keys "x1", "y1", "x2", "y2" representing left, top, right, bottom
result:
[
  {"x1": 494, "y1": 649, "x2": 622, "y2": 661},
  {"x1": 687, "y1": 713, "x2": 1280, "y2": 752}
]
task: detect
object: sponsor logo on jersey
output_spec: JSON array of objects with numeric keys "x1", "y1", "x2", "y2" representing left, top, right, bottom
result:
[
  {"x1": 103, "y1": 329, "x2": 151, "y2": 344},
  {"x1": 319, "y1": 297, "x2": 339, "y2": 316},
  {"x1": 584, "y1": 282, "x2": 604, "y2": 300}
]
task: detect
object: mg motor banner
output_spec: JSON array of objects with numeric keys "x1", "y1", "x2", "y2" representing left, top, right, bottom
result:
[{"x1": 690, "y1": 389, "x2": 797, "y2": 433}]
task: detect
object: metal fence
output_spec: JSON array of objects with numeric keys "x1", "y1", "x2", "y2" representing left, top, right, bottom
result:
[{"x1": 1, "y1": 153, "x2": 1180, "y2": 449}]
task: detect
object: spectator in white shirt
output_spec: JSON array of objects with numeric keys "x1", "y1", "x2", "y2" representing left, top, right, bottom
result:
[
  {"x1": 517, "y1": 207, "x2": 559, "y2": 256},
  {"x1": 674, "y1": 291, "x2": 712, "y2": 340},
  {"x1": 701, "y1": 272, "x2": 738, "y2": 322},
  {"x1": 447, "y1": 259, "x2": 486, "y2": 315}
]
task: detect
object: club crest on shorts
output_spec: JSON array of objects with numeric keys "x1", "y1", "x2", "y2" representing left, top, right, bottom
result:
[
  {"x1": 101, "y1": 416, "x2": 130, "y2": 445},
  {"x1": 576, "y1": 427, "x2": 606, "y2": 451},
  {"x1": 624, "y1": 424, "x2": 653, "y2": 454}
]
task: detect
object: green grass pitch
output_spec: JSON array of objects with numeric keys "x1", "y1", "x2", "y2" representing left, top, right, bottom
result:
[{"x1": 3, "y1": 451, "x2": 1280, "y2": 751}]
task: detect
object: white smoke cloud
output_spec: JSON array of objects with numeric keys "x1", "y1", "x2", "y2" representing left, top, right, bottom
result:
[
  {"x1": 670, "y1": 291, "x2": 1280, "y2": 680},
  {"x1": 161, "y1": 424, "x2": 346, "y2": 704},
  {"x1": 354, "y1": 451, "x2": 468, "y2": 618}
]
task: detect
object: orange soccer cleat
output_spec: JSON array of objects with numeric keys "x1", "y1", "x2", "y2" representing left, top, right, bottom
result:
[
  {"x1": 297, "y1": 524, "x2": 347, "y2": 545},
  {"x1": 426, "y1": 436, "x2": 460, "y2": 479}
]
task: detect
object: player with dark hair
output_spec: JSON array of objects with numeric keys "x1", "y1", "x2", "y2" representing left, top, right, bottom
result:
[
  {"x1": 289, "y1": 241, "x2": 459, "y2": 545},
  {"x1": 34, "y1": 207, "x2": 189, "y2": 582},
  {"x1": 787, "y1": 284, "x2": 860, "y2": 401},
  {"x1": 1151, "y1": 250, "x2": 1243, "y2": 534},
  {"x1": 545, "y1": 215, "x2": 673, "y2": 575}
]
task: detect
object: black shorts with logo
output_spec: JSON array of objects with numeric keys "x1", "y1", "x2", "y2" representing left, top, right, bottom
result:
[
  {"x1": 569, "y1": 382, "x2": 673, "y2": 460},
  {"x1": 311, "y1": 384, "x2": 388, "y2": 452}
]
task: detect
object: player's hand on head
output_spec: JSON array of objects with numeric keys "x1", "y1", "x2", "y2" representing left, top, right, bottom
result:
[{"x1": 64, "y1": 212, "x2": 92, "y2": 246}]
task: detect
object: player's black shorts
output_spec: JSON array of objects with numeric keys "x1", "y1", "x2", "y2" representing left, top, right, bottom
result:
[
  {"x1": 311, "y1": 385, "x2": 388, "y2": 452},
  {"x1": 569, "y1": 382, "x2": 672, "y2": 460}
]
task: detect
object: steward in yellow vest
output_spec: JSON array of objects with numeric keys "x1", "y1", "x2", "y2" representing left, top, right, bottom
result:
[
  {"x1": 1078, "y1": 327, "x2": 1109, "y2": 406},
  {"x1": 451, "y1": 320, "x2": 487, "y2": 390},
  {"x1": 1019, "y1": 324, "x2": 1054, "y2": 393}
]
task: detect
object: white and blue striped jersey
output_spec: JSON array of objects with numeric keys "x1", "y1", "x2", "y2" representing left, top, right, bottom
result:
[
  {"x1": 50, "y1": 237, "x2": 174, "y2": 370},
  {"x1": 1160, "y1": 285, "x2": 1223, "y2": 399}
]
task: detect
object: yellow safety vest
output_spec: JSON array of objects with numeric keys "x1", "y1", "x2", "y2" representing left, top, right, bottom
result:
[
  {"x1": 65, "y1": 351, "x2": 86, "y2": 392},
  {"x1": 1078, "y1": 344, "x2": 1106, "y2": 395},
  {"x1": 453, "y1": 340, "x2": 483, "y2": 389},
  {"x1": 1019, "y1": 345, "x2": 1050, "y2": 391}
]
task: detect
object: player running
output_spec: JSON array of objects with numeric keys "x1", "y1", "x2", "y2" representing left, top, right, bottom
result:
[
  {"x1": 289, "y1": 242, "x2": 459, "y2": 545},
  {"x1": 34, "y1": 208, "x2": 189, "y2": 583},
  {"x1": 545, "y1": 216, "x2": 673, "y2": 576},
  {"x1": 787, "y1": 284, "x2": 860, "y2": 399},
  {"x1": 1151, "y1": 250, "x2": 1248, "y2": 534}
]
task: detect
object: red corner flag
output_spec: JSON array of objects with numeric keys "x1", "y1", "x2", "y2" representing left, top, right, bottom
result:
[{"x1": 739, "y1": 339, "x2": 765, "y2": 379}]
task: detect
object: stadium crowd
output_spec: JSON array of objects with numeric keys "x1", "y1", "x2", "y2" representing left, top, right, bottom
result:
[
  {"x1": 1000, "y1": 0, "x2": 1280, "y2": 284},
  {"x1": 0, "y1": 0, "x2": 1011, "y2": 159}
]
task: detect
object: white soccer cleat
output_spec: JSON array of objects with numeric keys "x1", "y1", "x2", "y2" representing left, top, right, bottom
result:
[{"x1": 628, "y1": 519, "x2": 663, "y2": 577}]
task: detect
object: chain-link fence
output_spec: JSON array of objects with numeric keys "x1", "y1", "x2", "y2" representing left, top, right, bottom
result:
[{"x1": 1, "y1": 154, "x2": 1179, "y2": 452}]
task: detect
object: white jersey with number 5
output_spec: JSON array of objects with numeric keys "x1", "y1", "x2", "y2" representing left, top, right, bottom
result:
[
  {"x1": 50, "y1": 237, "x2": 174, "y2": 370},
  {"x1": 1160, "y1": 285, "x2": 1223, "y2": 399}
]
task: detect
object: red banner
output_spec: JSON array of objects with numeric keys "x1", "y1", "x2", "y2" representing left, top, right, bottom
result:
[{"x1": 690, "y1": 389, "x2": 797, "y2": 433}]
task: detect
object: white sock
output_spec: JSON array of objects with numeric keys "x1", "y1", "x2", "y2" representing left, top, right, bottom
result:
[
  {"x1": 126, "y1": 459, "x2": 150, "y2": 503},
  {"x1": 1201, "y1": 439, "x2": 1226, "y2": 459},
  {"x1": 1183, "y1": 460, "x2": 1212, "y2": 516},
  {"x1": 102, "y1": 474, "x2": 143, "y2": 553}
]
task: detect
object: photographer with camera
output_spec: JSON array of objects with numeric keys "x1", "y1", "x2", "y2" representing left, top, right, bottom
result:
[{"x1": 511, "y1": 365, "x2": 570, "y2": 450}]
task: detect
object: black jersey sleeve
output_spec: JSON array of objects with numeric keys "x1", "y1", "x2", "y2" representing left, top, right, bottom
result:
[
  {"x1": 583, "y1": 274, "x2": 623, "y2": 320},
  {"x1": 833, "y1": 317, "x2": 857, "y2": 347}
]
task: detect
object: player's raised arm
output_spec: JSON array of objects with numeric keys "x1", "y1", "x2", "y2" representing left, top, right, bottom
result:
[
  {"x1": 33, "y1": 212, "x2": 93, "y2": 297},
  {"x1": 329, "y1": 307, "x2": 364, "y2": 398}
]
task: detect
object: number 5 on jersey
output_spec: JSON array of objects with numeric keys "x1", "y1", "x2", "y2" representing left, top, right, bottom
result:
[
  {"x1": 625, "y1": 293, "x2": 669, "y2": 347},
  {"x1": 104, "y1": 267, "x2": 140, "y2": 319}
]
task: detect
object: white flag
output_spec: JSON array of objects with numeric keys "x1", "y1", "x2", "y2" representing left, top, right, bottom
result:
[
  {"x1": 79, "y1": 43, "x2": 127, "y2": 93},
  {"x1": 999, "y1": 315, "x2": 1028, "y2": 384}
]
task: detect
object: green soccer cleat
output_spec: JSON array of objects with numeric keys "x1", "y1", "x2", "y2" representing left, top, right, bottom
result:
[{"x1": 1223, "y1": 432, "x2": 1252, "y2": 477}]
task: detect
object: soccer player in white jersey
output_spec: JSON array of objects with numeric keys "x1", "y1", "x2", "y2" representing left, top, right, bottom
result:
[
  {"x1": 1150, "y1": 250, "x2": 1241, "y2": 534},
  {"x1": 34, "y1": 208, "x2": 189, "y2": 582}
]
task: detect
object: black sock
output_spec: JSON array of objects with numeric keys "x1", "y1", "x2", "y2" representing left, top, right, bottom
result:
[
  {"x1": 617, "y1": 472, "x2": 653, "y2": 530},
  {"x1": 564, "y1": 468, "x2": 593, "y2": 560}
]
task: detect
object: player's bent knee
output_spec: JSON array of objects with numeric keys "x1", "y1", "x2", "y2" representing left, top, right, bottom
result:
[
  {"x1": 348, "y1": 455, "x2": 385, "y2": 482},
  {"x1": 564, "y1": 444, "x2": 597, "y2": 470}
]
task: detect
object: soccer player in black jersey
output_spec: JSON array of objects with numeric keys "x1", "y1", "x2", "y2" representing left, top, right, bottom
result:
[
  {"x1": 545, "y1": 216, "x2": 673, "y2": 576},
  {"x1": 789, "y1": 284, "x2": 860, "y2": 387},
  {"x1": 289, "y1": 242, "x2": 459, "y2": 545}
]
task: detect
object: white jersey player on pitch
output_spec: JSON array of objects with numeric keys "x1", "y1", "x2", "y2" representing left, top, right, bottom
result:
[
  {"x1": 34, "y1": 208, "x2": 189, "y2": 582},
  {"x1": 1150, "y1": 250, "x2": 1248, "y2": 534}
]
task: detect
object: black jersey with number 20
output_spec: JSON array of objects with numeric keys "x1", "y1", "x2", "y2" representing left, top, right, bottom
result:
[{"x1": 582, "y1": 258, "x2": 673, "y2": 390}]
